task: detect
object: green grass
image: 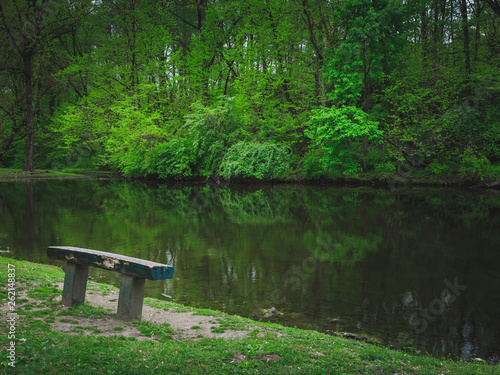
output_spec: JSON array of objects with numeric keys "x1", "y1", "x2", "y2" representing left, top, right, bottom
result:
[
  {"x1": 27, "y1": 286, "x2": 61, "y2": 300},
  {"x1": 0, "y1": 168, "x2": 80, "y2": 179},
  {"x1": 131, "y1": 321, "x2": 174, "y2": 342},
  {"x1": 0, "y1": 257, "x2": 498, "y2": 374},
  {"x1": 211, "y1": 327, "x2": 226, "y2": 334},
  {"x1": 56, "y1": 303, "x2": 109, "y2": 319},
  {"x1": 0, "y1": 168, "x2": 116, "y2": 181}
]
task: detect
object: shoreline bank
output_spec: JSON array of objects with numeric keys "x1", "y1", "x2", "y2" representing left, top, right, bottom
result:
[
  {"x1": 0, "y1": 257, "x2": 498, "y2": 374},
  {"x1": 1, "y1": 168, "x2": 500, "y2": 189}
]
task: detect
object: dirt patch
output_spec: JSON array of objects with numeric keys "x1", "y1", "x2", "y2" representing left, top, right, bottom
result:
[
  {"x1": 1, "y1": 281, "x2": 258, "y2": 342},
  {"x1": 259, "y1": 353, "x2": 282, "y2": 363},
  {"x1": 231, "y1": 353, "x2": 247, "y2": 363},
  {"x1": 229, "y1": 353, "x2": 281, "y2": 365}
]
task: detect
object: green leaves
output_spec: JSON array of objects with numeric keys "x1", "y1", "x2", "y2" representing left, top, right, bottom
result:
[
  {"x1": 326, "y1": 0, "x2": 407, "y2": 108},
  {"x1": 155, "y1": 138, "x2": 196, "y2": 178},
  {"x1": 154, "y1": 96, "x2": 243, "y2": 179},
  {"x1": 1, "y1": 0, "x2": 498, "y2": 181},
  {"x1": 185, "y1": 96, "x2": 242, "y2": 177},
  {"x1": 306, "y1": 106, "x2": 382, "y2": 176},
  {"x1": 219, "y1": 142, "x2": 291, "y2": 180}
]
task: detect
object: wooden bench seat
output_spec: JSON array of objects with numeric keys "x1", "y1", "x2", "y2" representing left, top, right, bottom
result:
[{"x1": 47, "y1": 246, "x2": 174, "y2": 321}]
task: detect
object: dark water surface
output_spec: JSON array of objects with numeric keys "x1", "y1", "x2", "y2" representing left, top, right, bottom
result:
[{"x1": 1, "y1": 179, "x2": 499, "y2": 363}]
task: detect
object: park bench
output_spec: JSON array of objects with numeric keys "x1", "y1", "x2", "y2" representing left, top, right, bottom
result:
[{"x1": 47, "y1": 246, "x2": 174, "y2": 321}]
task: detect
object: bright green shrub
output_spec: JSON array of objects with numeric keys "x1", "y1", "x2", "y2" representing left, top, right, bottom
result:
[
  {"x1": 155, "y1": 138, "x2": 196, "y2": 179},
  {"x1": 186, "y1": 96, "x2": 242, "y2": 176},
  {"x1": 306, "y1": 105, "x2": 382, "y2": 176},
  {"x1": 427, "y1": 161, "x2": 450, "y2": 176},
  {"x1": 219, "y1": 142, "x2": 291, "y2": 180},
  {"x1": 458, "y1": 148, "x2": 491, "y2": 181},
  {"x1": 119, "y1": 144, "x2": 157, "y2": 177}
]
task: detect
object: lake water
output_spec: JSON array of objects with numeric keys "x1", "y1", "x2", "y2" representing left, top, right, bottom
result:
[{"x1": 1, "y1": 178, "x2": 499, "y2": 363}]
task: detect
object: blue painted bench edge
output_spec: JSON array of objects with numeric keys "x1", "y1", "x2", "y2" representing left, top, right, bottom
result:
[{"x1": 47, "y1": 246, "x2": 174, "y2": 280}]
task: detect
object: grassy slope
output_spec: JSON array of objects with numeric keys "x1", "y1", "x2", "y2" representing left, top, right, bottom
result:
[{"x1": 0, "y1": 257, "x2": 497, "y2": 375}]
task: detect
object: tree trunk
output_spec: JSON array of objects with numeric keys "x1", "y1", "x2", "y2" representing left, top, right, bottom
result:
[
  {"x1": 421, "y1": 10, "x2": 428, "y2": 65},
  {"x1": 450, "y1": 0, "x2": 454, "y2": 42},
  {"x1": 474, "y1": 0, "x2": 482, "y2": 62},
  {"x1": 130, "y1": 0, "x2": 137, "y2": 91},
  {"x1": 433, "y1": 0, "x2": 440, "y2": 64},
  {"x1": 321, "y1": 34, "x2": 328, "y2": 107},
  {"x1": 23, "y1": 53, "x2": 34, "y2": 173},
  {"x1": 460, "y1": 0, "x2": 471, "y2": 96}
]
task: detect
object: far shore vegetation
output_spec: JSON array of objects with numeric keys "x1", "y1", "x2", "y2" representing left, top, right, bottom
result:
[
  {"x1": 1, "y1": 167, "x2": 499, "y2": 188},
  {"x1": 1, "y1": 0, "x2": 499, "y2": 185}
]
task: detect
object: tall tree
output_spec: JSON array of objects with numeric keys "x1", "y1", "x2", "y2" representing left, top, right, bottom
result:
[
  {"x1": 459, "y1": 0, "x2": 472, "y2": 96},
  {"x1": 323, "y1": 0, "x2": 407, "y2": 171},
  {"x1": 0, "y1": 0, "x2": 89, "y2": 171}
]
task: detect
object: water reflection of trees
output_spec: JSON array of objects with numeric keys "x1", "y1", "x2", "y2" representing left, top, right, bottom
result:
[{"x1": 219, "y1": 188, "x2": 291, "y2": 224}]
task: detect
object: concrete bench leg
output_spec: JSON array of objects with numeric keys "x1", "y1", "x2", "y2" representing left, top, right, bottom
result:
[
  {"x1": 62, "y1": 262, "x2": 89, "y2": 306},
  {"x1": 117, "y1": 274, "x2": 145, "y2": 321}
]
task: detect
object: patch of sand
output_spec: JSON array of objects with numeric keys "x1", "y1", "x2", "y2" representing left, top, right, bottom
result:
[{"x1": 1, "y1": 281, "x2": 258, "y2": 342}]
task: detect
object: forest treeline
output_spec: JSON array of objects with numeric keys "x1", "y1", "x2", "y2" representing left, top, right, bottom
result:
[{"x1": 1, "y1": 0, "x2": 499, "y2": 182}]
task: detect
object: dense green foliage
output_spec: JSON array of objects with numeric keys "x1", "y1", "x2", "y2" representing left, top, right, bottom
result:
[
  {"x1": 1, "y1": 0, "x2": 499, "y2": 181},
  {"x1": 307, "y1": 105, "x2": 382, "y2": 175},
  {"x1": 219, "y1": 142, "x2": 291, "y2": 179}
]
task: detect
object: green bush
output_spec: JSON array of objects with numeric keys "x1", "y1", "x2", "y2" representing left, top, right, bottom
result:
[
  {"x1": 302, "y1": 147, "x2": 326, "y2": 179},
  {"x1": 373, "y1": 161, "x2": 397, "y2": 181},
  {"x1": 306, "y1": 105, "x2": 382, "y2": 177},
  {"x1": 427, "y1": 161, "x2": 450, "y2": 176},
  {"x1": 458, "y1": 148, "x2": 491, "y2": 181},
  {"x1": 118, "y1": 142, "x2": 158, "y2": 177},
  {"x1": 186, "y1": 96, "x2": 242, "y2": 176},
  {"x1": 155, "y1": 138, "x2": 196, "y2": 179},
  {"x1": 219, "y1": 142, "x2": 291, "y2": 180},
  {"x1": 443, "y1": 94, "x2": 500, "y2": 161},
  {"x1": 486, "y1": 163, "x2": 500, "y2": 179}
]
